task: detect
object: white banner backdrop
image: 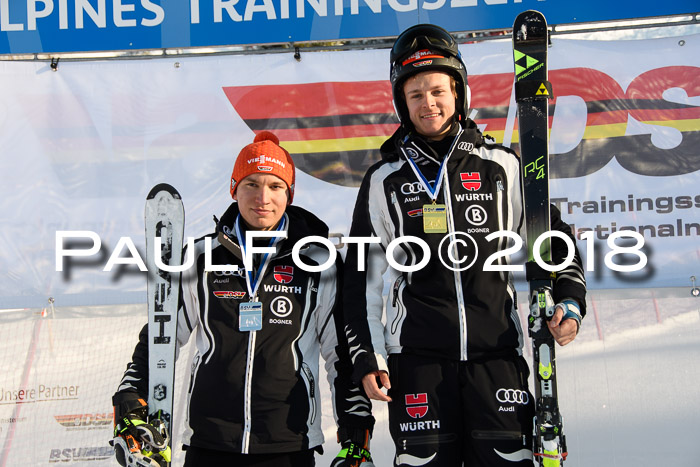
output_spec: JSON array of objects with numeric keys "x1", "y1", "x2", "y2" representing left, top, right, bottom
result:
[{"x1": 0, "y1": 33, "x2": 698, "y2": 309}]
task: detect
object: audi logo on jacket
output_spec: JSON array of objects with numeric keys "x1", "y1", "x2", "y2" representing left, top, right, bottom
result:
[
  {"x1": 343, "y1": 120, "x2": 587, "y2": 384},
  {"x1": 114, "y1": 204, "x2": 372, "y2": 454}
]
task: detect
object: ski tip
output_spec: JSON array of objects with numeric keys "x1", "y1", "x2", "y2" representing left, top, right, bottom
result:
[
  {"x1": 514, "y1": 9, "x2": 546, "y2": 23},
  {"x1": 147, "y1": 183, "x2": 182, "y2": 200},
  {"x1": 513, "y1": 10, "x2": 548, "y2": 42}
]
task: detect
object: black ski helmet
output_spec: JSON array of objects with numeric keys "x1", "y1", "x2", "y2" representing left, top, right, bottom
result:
[{"x1": 390, "y1": 24, "x2": 470, "y2": 130}]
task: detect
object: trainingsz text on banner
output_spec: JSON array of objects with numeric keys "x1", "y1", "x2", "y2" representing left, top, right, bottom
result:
[
  {"x1": 2, "y1": 0, "x2": 697, "y2": 54},
  {"x1": 55, "y1": 230, "x2": 647, "y2": 274}
]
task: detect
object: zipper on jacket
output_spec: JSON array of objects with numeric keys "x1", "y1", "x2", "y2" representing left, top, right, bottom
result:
[
  {"x1": 390, "y1": 188, "x2": 414, "y2": 243},
  {"x1": 201, "y1": 271, "x2": 217, "y2": 364},
  {"x1": 389, "y1": 190, "x2": 405, "y2": 240},
  {"x1": 472, "y1": 430, "x2": 524, "y2": 441},
  {"x1": 300, "y1": 362, "x2": 317, "y2": 425},
  {"x1": 390, "y1": 275, "x2": 406, "y2": 334},
  {"x1": 442, "y1": 170, "x2": 468, "y2": 361},
  {"x1": 495, "y1": 174, "x2": 507, "y2": 282},
  {"x1": 398, "y1": 433, "x2": 458, "y2": 449},
  {"x1": 241, "y1": 329, "x2": 257, "y2": 453},
  {"x1": 392, "y1": 275, "x2": 404, "y2": 307},
  {"x1": 390, "y1": 188, "x2": 417, "y2": 287},
  {"x1": 186, "y1": 353, "x2": 201, "y2": 415}
]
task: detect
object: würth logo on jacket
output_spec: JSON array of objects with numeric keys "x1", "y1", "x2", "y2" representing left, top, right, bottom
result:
[
  {"x1": 273, "y1": 266, "x2": 294, "y2": 284},
  {"x1": 400, "y1": 393, "x2": 441, "y2": 432},
  {"x1": 460, "y1": 172, "x2": 481, "y2": 191},
  {"x1": 405, "y1": 393, "x2": 429, "y2": 419}
]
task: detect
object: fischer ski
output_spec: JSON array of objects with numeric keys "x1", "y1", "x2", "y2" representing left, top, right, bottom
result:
[
  {"x1": 145, "y1": 183, "x2": 184, "y2": 466},
  {"x1": 513, "y1": 10, "x2": 567, "y2": 466}
]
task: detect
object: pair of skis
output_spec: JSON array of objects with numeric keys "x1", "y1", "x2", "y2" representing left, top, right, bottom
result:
[{"x1": 513, "y1": 10, "x2": 568, "y2": 467}]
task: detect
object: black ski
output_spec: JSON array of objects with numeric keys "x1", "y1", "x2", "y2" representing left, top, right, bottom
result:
[
  {"x1": 145, "y1": 183, "x2": 185, "y2": 466},
  {"x1": 513, "y1": 10, "x2": 567, "y2": 466}
]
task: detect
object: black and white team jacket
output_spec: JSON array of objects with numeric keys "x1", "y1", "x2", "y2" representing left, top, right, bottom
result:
[
  {"x1": 114, "y1": 203, "x2": 373, "y2": 454},
  {"x1": 343, "y1": 120, "x2": 587, "y2": 383}
]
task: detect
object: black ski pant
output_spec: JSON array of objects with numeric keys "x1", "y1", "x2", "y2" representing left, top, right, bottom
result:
[{"x1": 387, "y1": 353, "x2": 534, "y2": 466}]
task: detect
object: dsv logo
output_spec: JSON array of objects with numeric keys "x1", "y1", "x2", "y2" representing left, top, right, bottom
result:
[{"x1": 496, "y1": 388, "x2": 529, "y2": 405}]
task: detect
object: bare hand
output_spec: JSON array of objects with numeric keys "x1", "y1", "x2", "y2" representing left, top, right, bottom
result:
[
  {"x1": 361, "y1": 371, "x2": 392, "y2": 402},
  {"x1": 548, "y1": 304, "x2": 578, "y2": 346}
]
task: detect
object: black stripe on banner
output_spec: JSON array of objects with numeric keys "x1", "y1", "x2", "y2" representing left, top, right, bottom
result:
[{"x1": 245, "y1": 113, "x2": 399, "y2": 130}]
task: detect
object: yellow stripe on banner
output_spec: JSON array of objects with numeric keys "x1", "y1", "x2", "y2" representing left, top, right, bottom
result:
[
  {"x1": 641, "y1": 118, "x2": 700, "y2": 132},
  {"x1": 285, "y1": 119, "x2": 699, "y2": 153},
  {"x1": 282, "y1": 136, "x2": 387, "y2": 154},
  {"x1": 582, "y1": 119, "x2": 699, "y2": 140},
  {"x1": 479, "y1": 122, "x2": 680, "y2": 144},
  {"x1": 582, "y1": 123, "x2": 628, "y2": 140}
]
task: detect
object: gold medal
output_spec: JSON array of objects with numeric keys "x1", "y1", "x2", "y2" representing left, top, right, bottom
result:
[{"x1": 423, "y1": 204, "x2": 447, "y2": 233}]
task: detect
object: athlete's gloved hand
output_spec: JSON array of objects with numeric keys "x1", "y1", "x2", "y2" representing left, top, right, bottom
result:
[
  {"x1": 548, "y1": 298, "x2": 582, "y2": 346},
  {"x1": 556, "y1": 298, "x2": 582, "y2": 330},
  {"x1": 110, "y1": 398, "x2": 171, "y2": 467},
  {"x1": 331, "y1": 428, "x2": 373, "y2": 467}
]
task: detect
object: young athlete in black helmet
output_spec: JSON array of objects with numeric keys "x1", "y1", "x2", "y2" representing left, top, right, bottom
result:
[{"x1": 344, "y1": 24, "x2": 586, "y2": 466}]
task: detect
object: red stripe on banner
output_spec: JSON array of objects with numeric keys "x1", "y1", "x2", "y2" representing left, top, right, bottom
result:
[
  {"x1": 584, "y1": 110, "x2": 630, "y2": 126},
  {"x1": 627, "y1": 108, "x2": 700, "y2": 122},
  {"x1": 470, "y1": 72, "x2": 514, "y2": 109},
  {"x1": 261, "y1": 124, "x2": 399, "y2": 141},
  {"x1": 626, "y1": 66, "x2": 700, "y2": 101},
  {"x1": 223, "y1": 81, "x2": 393, "y2": 119},
  {"x1": 223, "y1": 65, "x2": 699, "y2": 153},
  {"x1": 552, "y1": 66, "x2": 700, "y2": 123},
  {"x1": 474, "y1": 117, "x2": 508, "y2": 132},
  {"x1": 552, "y1": 68, "x2": 627, "y2": 102}
]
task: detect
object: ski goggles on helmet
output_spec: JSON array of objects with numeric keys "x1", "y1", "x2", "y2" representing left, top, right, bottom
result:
[{"x1": 390, "y1": 24, "x2": 461, "y2": 66}]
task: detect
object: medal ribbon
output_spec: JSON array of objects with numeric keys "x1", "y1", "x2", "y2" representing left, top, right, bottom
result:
[
  {"x1": 234, "y1": 214, "x2": 288, "y2": 301},
  {"x1": 401, "y1": 130, "x2": 464, "y2": 201},
  {"x1": 402, "y1": 147, "x2": 451, "y2": 203}
]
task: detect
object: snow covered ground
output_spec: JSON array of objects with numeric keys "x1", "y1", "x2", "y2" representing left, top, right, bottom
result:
[
  {"x1": 550, "y1": 309, "x2": 700, "y2": 466},
  {"x1": 0, "y1": 292, "x2": 698, "y2": 466},
  {"x1": 316, "y1": 293, "x2": 700, "y2": 466}
]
